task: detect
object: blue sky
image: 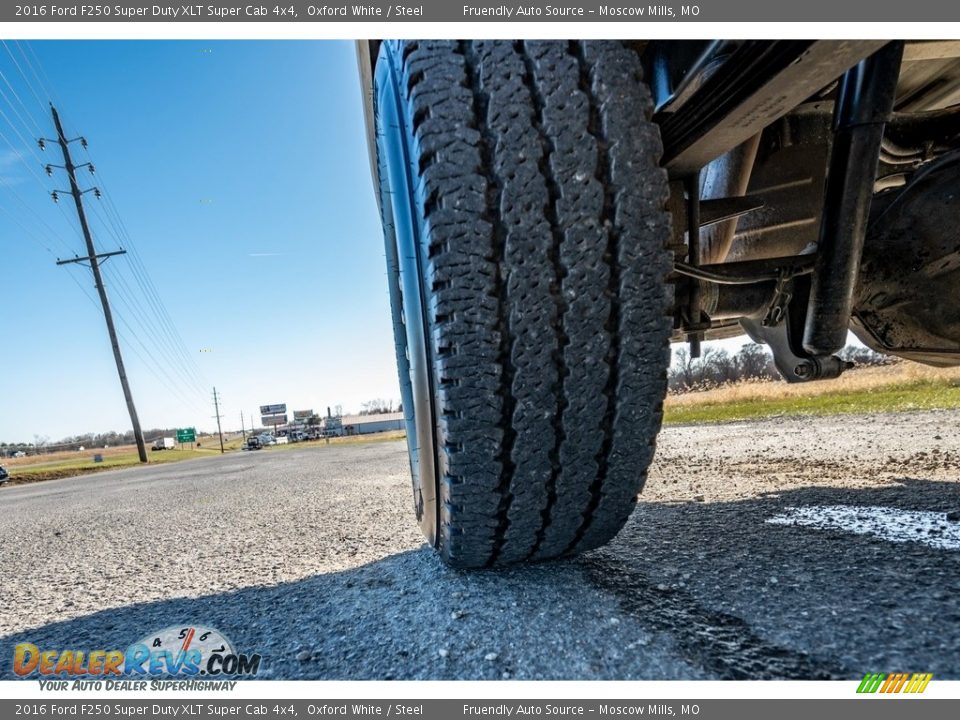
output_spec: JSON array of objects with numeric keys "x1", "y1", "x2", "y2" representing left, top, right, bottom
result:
[{"x1": 0, "y1": 41, "x2": 399, "y2": 443}]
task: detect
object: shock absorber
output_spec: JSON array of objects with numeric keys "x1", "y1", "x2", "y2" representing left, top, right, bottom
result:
[{"x1": 803, "y1": 41, "x2": 904, "y2": 356}]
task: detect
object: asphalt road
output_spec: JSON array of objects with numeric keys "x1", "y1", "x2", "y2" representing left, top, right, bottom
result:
[{"x1": 2, "y1": 410, "x2": 959, "y2": 680}]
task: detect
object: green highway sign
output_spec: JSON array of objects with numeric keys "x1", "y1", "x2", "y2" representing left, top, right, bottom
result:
[{"x1": 176, "y1": 427, "x2": 197, "y2": 443}]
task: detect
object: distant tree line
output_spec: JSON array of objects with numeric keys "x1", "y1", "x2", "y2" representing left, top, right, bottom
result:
[
  {"x1": 837, "y1": 345, "x2": 898, "y2": 367},
  {"x1": 668, "y1": 343, "x2": 894, "y2": 393},
  {"x1": 358, "y1": 399, "x2": 402, "y2": 415},
  {"x1": 1, "y1": 428, "x2": 182, "y2": 458}
]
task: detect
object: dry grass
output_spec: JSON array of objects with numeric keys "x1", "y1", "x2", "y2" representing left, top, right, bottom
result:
[
  {"x1": 1, "y1": 434, "x2": 246, "y2": 484},
  {"x1": 667, "y1": 362, "x2": 960, "y2": 407},
  {"x1": 3, "y1": 435, "x2": 245, "y2": 469},
  {"x1": 664, "y1": 361, "x2": 960, "y2": 425}
]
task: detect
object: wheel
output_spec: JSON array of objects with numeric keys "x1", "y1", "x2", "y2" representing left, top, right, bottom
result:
[{"x1": 374, "y1": 40, "x2": 672, "y2": 568}]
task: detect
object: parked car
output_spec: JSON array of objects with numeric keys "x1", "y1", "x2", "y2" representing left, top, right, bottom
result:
[
  {"x1": 0, "y1": 466, "x2": 9, "y2": 485},
  {"x1": 257, "y1": 433, "x2": 276, "y2": 446},
  {"x1": 359, "y1": 40, "x2": 960, "y2": 568},
  {"x1": 245, "y1": 436, "x2": 262, "y2": 451}
]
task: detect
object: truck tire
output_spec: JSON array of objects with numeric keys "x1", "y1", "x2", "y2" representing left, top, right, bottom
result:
[{"x1": 374, "y1": 40, "x2": 672, "y2": 567}]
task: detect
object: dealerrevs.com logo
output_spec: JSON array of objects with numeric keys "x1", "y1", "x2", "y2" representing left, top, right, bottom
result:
[{"x1": 13, "y1": 625, "x2": 261, "y2": 685}]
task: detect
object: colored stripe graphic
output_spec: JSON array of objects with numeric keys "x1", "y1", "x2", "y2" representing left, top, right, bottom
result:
[
  {"x1": 857, "y1": 672, "x2": 932, "y2": 693},
  {"x1": 905, "y1": 673, "x2": 933, "y2": 693},
  {"x1": 857, "y1": 673, "x2": 886, "y2": 693},
  {"x1": 892, "y1": 673, "x2": 909, "y2": 693}
]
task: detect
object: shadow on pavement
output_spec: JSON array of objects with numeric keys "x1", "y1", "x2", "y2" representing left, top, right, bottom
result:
[
  {"x1": 3, "y1": 477, "x2": 957, "y2": 680},
  {"x1": 589, "y1": 476, "x2": 960, "y2": 680}
]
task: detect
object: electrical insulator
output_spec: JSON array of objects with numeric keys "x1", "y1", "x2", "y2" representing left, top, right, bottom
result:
[
  {"x1": 80, "y1": 138, "x2": 88, "y2": 149},
  {"x1": 94, "y1": 188, "x2": 101, "y2": 199},
  {"x1": 51, "y1": 191, "x2": 59, "y2": 203},
  {"x1": 88, "y1": 164, "x2": 96, "y2": 175},
  {"x1": 45, "y1": 165, "x2": 53, "y2": 176},
  {"x1": 38, "y1": 139, "x2": 45, "y2": 150}
]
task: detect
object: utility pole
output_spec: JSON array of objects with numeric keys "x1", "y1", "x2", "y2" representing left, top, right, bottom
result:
[
  {"x1": 240, "y1": 411, "x2": 246, "y2": 440},
  {"x1": 44, "y1": 105, "x2": 148, "y2": 463},
  {"x1": 212, "y1": 387, "x2": 225, "y2": 453}
]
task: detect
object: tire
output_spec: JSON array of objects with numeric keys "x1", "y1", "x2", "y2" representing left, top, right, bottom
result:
[{"x1": 374, "y1": 40, "x2": 672, "y2": 568}]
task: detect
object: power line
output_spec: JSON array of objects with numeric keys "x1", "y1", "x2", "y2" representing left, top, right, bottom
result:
[
  {"x1": 0, "y1": 70, "x2": 44, "y2": 137},
  {"x1": 23, "y1": 42, "x2": 64, "y2": 110},
  {"x1": 110, "y1": 305, "x2": 210, "y2": 416},
  {"x1": 67, "y1": 183, "x2": 212, "y2": 394},
  {"x1": 83, "y1": 162, "x2": 212, "y2": 389},
  {"x1": 0, "y1": 170, "x2": 75, "y2": 257},
  {"x1": 0, "y1": 196, "x2": 61, "y2": 258},
  {"x1": 0, "y1": 47, "x2": 113, "y2": 253},
  {"x1": 0, "y1": 198, "x2": 104, "y2": 315},
  {"x1": 0, "y1": 98, "x2": 89, "y2": 245},
  {"x1": 15, "y1": 41, "x2": 58, "y2": 111},
  {"x1": 102, "y1": 263, "x2": 210, "y2": 397},
  {"x1": 1, "y1": 41, "x2": 47, "y2": 115}
]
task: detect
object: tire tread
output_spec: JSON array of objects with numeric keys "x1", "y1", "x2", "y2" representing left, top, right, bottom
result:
[{"x1": 382, "y1": 39, "x2": 671, "y2": 567}]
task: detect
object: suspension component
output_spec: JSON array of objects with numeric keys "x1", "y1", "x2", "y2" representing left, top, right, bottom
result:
[
  {"x1": 803, "y1": 41, "x2": 905, "y2": 356},
  {"x1": 684, "y1": 170, "x2": 705, "y2": 358}
]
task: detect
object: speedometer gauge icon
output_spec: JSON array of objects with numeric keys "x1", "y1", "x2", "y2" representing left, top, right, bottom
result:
[{"x1": 133, "y1": 625, "x2": 235, "y2": 674}]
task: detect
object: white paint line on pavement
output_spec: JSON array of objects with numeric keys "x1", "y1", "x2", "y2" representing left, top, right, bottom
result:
[{"x1": 767, "y1": 504, "x2": 960, "y2": 551}]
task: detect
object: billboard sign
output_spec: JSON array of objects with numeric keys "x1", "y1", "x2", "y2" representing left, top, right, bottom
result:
[
  {"x1": 260, "y1": 404, "x2": 286, "y2": 415},
  {"x1": 293, "y1": 410, "x2": 314, "y2": 421},
  {"x1": 262, "y1": 415, "x2": 287, "y2": 427}
]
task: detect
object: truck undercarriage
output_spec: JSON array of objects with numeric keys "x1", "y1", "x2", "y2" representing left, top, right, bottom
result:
[{"x1": 648, "y1": 40, "x2": 960, "y2": 377}]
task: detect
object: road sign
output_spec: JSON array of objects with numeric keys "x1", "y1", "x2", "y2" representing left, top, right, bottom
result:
[
  {"x1": 262, "y1": 415, "x2": 287, "y2": 427},
  {"x1": 293, "y1": 409, "x2": 314, "y2": 420},
  {"x1": 260, "y1": 403, "x2": 286, "y2": 415},
  {"x1": 176, "y1": 427, "x2": 197, "y2": 443}
]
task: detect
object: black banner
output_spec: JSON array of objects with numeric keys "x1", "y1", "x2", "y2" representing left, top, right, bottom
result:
[{"x1": 5, "y1": 0, "x2": 960, "y2": 22}]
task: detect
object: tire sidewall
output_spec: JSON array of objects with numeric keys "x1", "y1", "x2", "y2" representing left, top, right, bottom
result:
[{"x1": 374, "y1": 42, "x2": 441, "y2": 548}]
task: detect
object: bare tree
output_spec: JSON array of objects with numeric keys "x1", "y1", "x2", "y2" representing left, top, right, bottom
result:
[
  {"x1": 359, "y1": 399, "x2": 396, "y2": 415},
  {"x1": 670, "y1": 342, "x2": 778, "y2": 391},
  {"x1": 708, "y1": 349, "x2": 738, "y2": 384},
  {"x1": 734, "y1": 343, "x2": 777, "y2": 379},
  {"x1": 673, "y1": 347, "x2": 695, "y2": 388}
]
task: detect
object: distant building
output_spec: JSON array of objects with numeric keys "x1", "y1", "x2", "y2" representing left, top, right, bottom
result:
[
  {"x1": 320, "y1": 415, "x2": 343, "y2": 436},
  {"x1": 341, "y1": 412, "x2": 404, "y2": 436}
]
